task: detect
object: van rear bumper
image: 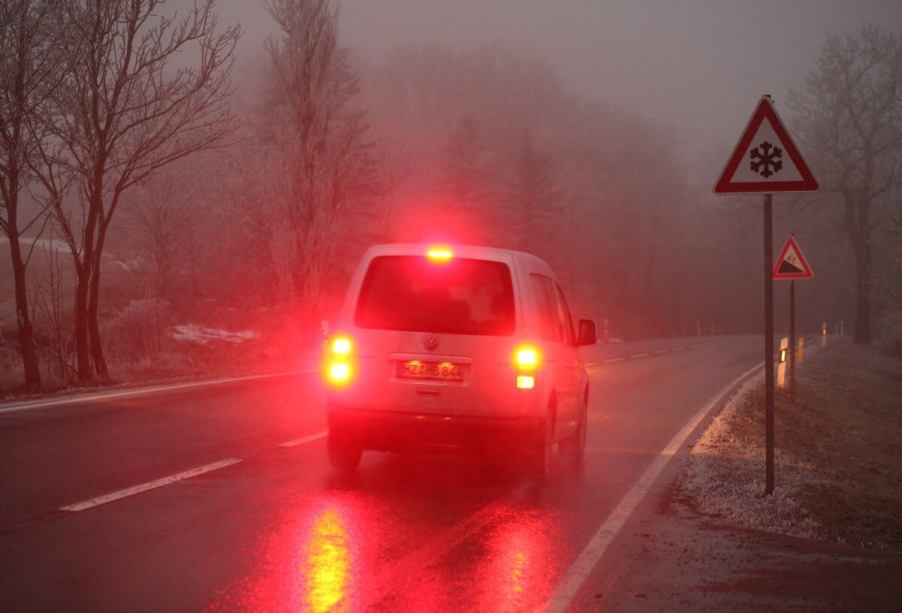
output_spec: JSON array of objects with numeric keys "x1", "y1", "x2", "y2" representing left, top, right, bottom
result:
[{"x1": 327, "y1": 405, "x2": 544, "y2": 454}]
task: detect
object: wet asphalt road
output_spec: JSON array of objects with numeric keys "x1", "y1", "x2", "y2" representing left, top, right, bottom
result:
[{"x1": 0, "y1": 336, "x2": 762, "y2": 612}]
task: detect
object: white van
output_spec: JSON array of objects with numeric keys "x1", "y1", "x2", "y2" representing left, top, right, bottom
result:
[{"x1": 322, "y1": 243, "x2": 596, "y2": 477}]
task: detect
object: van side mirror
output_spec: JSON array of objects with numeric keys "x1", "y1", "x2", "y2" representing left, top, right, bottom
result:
[{"x1": 577, "y1": 319, "x2": 597, "y2": 346}]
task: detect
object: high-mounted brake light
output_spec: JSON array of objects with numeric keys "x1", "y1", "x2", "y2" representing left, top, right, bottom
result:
[{"x1": 425, "y1": 245, "x2": 454, "y2": 263}]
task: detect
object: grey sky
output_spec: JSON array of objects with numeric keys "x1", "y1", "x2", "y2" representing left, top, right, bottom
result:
[{"x1": 213, "y1": 0, "x2": 902, "y2": 162}]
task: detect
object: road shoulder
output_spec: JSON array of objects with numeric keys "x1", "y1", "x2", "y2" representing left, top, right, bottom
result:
[
  {"x1": 583, "y1": 338, "x2": 902, "y2": 611},
  {"x1": 591, "y1": 478, "x2": 902, "y2": 612}
]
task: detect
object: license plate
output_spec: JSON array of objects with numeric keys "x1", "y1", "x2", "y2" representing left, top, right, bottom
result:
[{"x1": 397, "y1": 360, "x2": 465, "y2": 382}]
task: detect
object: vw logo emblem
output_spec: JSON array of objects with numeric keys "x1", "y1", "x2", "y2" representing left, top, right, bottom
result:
[{"x1": 423, "y1": 335, "x2": 440, "y2": 351}]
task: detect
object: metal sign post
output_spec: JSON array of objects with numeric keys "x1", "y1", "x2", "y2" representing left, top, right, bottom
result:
[
  {"x1": 714, "y1": 96, "x2": 819, "y2": 496},
  {"x1": 772, "y1": 233, "x2": 813, "y2": 406},
  {"x1": 763, "y1": 195, "x2": 775, "y2": 494},
  {"x1": 789, "y1": 280, "x2": 796, "y2": 403}
]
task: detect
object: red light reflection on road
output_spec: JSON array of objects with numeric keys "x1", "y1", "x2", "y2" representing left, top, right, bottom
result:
[
  {"x1": 305, "y1": 507, "x2": 352, "y2": 612},
  {"x1": 207, "y1": 493, "x2": 371, "y2": 613},
  {"x1": 207, "y1": 492, "x2": 565, "y2": 612},
  {"x1": 474, "y1": 508, "x2": 563, "y2": 612}
]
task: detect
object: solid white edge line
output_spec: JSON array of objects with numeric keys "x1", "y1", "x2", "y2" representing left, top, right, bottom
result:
[
  {"x1": 278, "y1": 431, "x2": 327, "y2": 447},
  {"x1": 602, "y1": 357, "x2": 626, "y2": 364},
  {"x1": 630, "y1": 353, "x2": 649, "y2": 358},
  {"x1": 60, "y1": 458, "x2": 243, "y2": 512},
  {"x1": 652, "y1": 349, "x2": 668, "y2": 354},
  {"x1": 0, "y1": 370, "x2": 316, "y2": 415},
  {"x1": 544, "y1": 360, "x2": 764, "y2": 613}
]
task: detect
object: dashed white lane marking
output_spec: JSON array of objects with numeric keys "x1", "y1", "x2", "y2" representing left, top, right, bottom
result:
[
  {"x1": 278, "y1": 431, "x2": 327, "y2": 447},
  {"x1": 60, "y1": 458, "x2": 242, "y2": 512},
  {"x1": 544, "y1": 359, "x2": 764, "y2": 613},
  {"x1": 596, "y1": 339, "x2": 740, "y2": 365},
  {"x1": 0, "y1": 370, "x2": 316, "y2": 415}
]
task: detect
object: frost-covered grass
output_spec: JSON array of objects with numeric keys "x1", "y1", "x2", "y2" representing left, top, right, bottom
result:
[
  {"x1": 680, "y1": 375, "x2": 824, "y2": 540},
  {"x1": 172, "y1": 324, "x2": 259, "y2": 344},
  {"x1": 680, "y1": 338, "x2": 902, "y2": 551}
]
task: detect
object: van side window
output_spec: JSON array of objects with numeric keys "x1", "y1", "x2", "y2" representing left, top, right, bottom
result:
[
  {"x1": 555, "y1": 284, "x2": 576, "y2": 345},
  {"x1": 530, "y1": 274, "x2": 564, "y2": 342}
]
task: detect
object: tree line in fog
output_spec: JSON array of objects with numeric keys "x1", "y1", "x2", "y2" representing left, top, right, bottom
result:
[{"x1": 2, "y1": 1, "x2": 901, "y2": 392}]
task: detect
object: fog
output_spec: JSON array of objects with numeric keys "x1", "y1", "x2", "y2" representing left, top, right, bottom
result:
[
  {"x1": 3, "y1": 0, "x2": 902, "y2": 390},
  {"x1": 216, "y1": 0, "x2": 902, "y2": 162}
]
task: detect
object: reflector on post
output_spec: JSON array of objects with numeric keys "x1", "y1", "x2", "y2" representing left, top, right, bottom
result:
[{"x1": 776, "y1": 337, "x2": 789, "y2": 390}]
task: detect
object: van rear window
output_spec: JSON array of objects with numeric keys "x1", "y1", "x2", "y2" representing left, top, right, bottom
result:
[{"x1": 355, "y1": 256, "x2": 515, "y2": 336}]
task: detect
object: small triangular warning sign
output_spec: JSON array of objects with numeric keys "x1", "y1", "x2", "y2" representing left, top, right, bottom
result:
[
  {"x1": 773, "y1": 235, "x2": 813, "y2": 280},
  {"x1": 715, "y1": 97, "x2": 819, "y2": 194}
]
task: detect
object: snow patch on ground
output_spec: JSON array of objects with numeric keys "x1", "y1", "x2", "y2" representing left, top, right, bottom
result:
[
  {"x1": 679, "y1": 372, "x2": 824, "y2": 540},
  {"x1": 171, "y1": 324, "x2": 259, "y2": 345}
]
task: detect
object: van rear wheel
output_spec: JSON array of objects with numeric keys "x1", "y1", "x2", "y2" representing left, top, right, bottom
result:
[
  {"x1": 328, "y1": 433, "x2": 362, "y2": 472},
  {"x1": 560, "y1": 399, "x2": 587, "y2": 462},
  {"x1": 526, "y1": 422, "x2": 552, "y2": 481}
]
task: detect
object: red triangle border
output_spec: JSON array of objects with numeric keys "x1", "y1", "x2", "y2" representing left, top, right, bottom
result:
[
  {"x1": 773, "y1": 235, "x2": 814, "y2": 280},
  {"x1": 715, "y1": 97, "x2": 819, "y2": 194}
]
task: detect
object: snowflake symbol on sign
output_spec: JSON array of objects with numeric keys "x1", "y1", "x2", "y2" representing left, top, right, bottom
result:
[{"x1": 750, "y1": 141, "x2": 783, "y2": 178}]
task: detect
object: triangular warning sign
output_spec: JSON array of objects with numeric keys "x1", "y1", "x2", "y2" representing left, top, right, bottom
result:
[
  {"x1": 773, "y1": 235, "x2": 814, "y2": 280},
  {"x1": 714, "y1": 97, "x2": 819, "y2": 194}
]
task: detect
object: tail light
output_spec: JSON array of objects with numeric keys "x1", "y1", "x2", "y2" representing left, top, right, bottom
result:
[
  {"x1": 325, "y1": 335, "x2": 354, "y2": 387},
  {"x1": 513, "y1": 344, "x2": 540, "y2": 389},
  {"x1": 515, "y1": 347, "x2": 539, "y2": 368}
]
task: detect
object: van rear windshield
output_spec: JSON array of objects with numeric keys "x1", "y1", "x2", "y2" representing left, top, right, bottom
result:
[{"x1": 355, "y1": 256, "x2": 515, "y2": 336}]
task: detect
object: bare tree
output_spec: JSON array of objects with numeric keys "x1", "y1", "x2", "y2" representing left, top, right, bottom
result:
[
  {"x1": 32, "y1": 0, "x2": 239, "y2": 380},
  {"x1": 34, "y1": 229, "x2": 76, "y2": 382},
  {"x1": 124, "y1": 164, "x2": 205, "y2": 300},
  {"x1": 263, "y1": 0, "x2": 374, "y2": 315},
  {"x1": 0, "y1": 0, "x2": 68, "y2": 388},
  {"x1": 790, "y1": 25, "x2": 902, "y2": 344}
]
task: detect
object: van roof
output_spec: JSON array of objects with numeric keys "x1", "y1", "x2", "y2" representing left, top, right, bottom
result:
[{"x1": 363, "y1": 243, "x2": 555, "y2": 275}]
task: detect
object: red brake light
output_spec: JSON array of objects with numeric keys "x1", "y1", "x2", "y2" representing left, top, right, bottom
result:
[
  {"x1": 325, "y1": 335, "x2": 354, "y2": 387},
  {"x1": 328, "y1": 362, "x2": 352, "y2": 385},
  {"x1": 331, "y1": 336, "x2": 352, "y2": 355},
  {"x1": 514, "y1": 346, "x2": 540, "y2": 369}
]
